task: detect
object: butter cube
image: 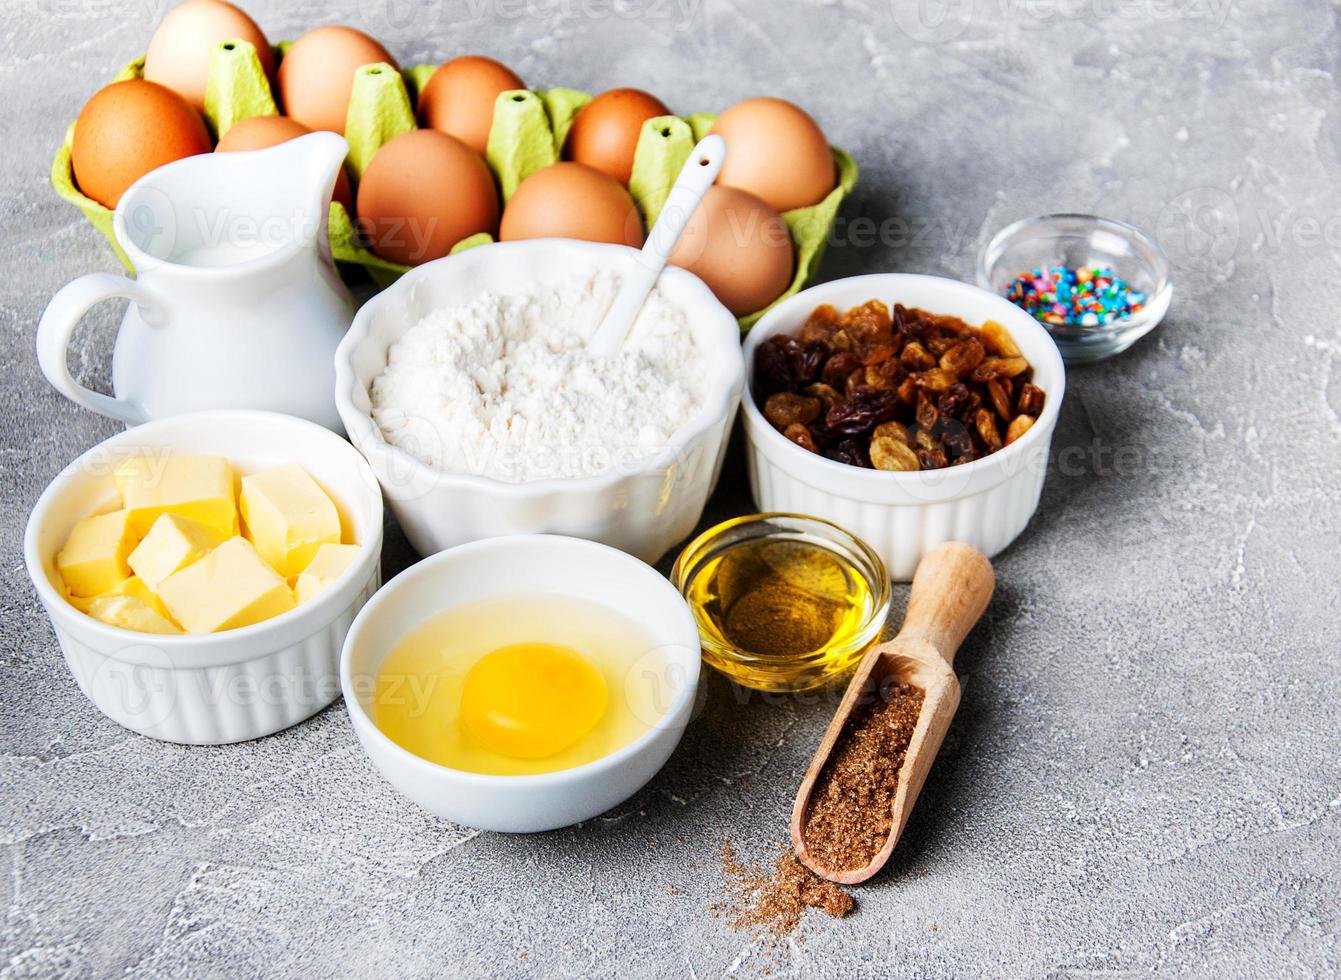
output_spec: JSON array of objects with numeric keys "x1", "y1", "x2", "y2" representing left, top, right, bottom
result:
[
  {"x1": 56, "y1": 510, "x2": 138, "y2": 597},
  {"x1": 294, "y1": 543, "x2": 361, "y2": 604},
  {"x1": 83, "y1": 595, "x2": 183, "y2": 635},
  {"x1": 240, "y1": 464, "x2": 341, "y2": 578},
  {"x1": 128, "y1": 513, "x2": 227, "y2": 590},
  {"x1": 115, "y1": 455, "x2": 237, "y2": 538},
  {"x1": 71, "y1": 576, "x2": 176, "y2": 623},
  {"x1": 157, "y1": 537, "x2": 295, "y2": 634}
]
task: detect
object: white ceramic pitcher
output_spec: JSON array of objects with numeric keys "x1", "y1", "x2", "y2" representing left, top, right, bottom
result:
[{"x1": 38, "y1": 132, "x2": 354, "y2": 432}]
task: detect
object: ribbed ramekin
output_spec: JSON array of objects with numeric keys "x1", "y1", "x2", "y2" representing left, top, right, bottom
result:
[
  {"x1": 741, "y1": 274, "x2": 1066, "y2": 581},
  {"x1": 23, "y1": 411, "x2": 384, "y2": 744},
  {"x1": 333, "y1": 239, "x2": 744, "y2": 566}
]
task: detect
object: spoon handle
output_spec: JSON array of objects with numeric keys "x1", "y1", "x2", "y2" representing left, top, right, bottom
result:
[
  {"x1": 897, "y1": 542, "x2": 995, "y2": 666},
  {"x1": 642, "y1": 134, "x2": 727, "y2": 269},
  {"x1": 588, "y1": 135, "x2": 727, "y2": 357}
]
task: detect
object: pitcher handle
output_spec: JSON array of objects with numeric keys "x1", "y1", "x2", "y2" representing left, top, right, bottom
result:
[{"x1": 37, "y1": 273, "x2": 161, "y2": 426}]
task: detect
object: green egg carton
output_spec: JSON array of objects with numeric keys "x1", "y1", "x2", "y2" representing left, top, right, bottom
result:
[{"x1": 51, "y1": 39, "x2": 857, "y2": 330}]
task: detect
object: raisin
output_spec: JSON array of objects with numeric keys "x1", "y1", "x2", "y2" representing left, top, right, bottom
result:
[
  {"x1": 764, "y1": 392, "x2": 821, "y2": 429},
  {"x1": 826, "y1": 388, "x2": 901, "y2": 435},
  {"x1": 821, "y1": 351, "x2": 863, "y2": 387},
  {"x1": 913, "y1": 368, "x2": 957, "y2": 392},
  {"x1": 798, "y1": 306, "x2": 839, "y2": 344},
  {"x1": 870, "y1": 437, "x2": 920, "y2": 471},
  {"x1": 980, "y1": 319, "x2": 1021, "y2": 357},
  {"x1": 783, "y1": 422, "x2": 819, "y2": 453},
  {"x1": 900, "y1": 342, "x2": 936, "y2": 371},
  {"x1": 941, "y1": 420, "x2": 974, "y2": 459},
  {"x1": 798, "y1": 321, "x2": 834, "y2": 345},
  {"x1": 1005, "y1": 414, "x2": 1035, "y2": 445},
  {"x1": 912, "y1": 425, "x2": 941, "y2": 451},
  {"x1": 863, "y1": 345, "x2": 897, "y2": 366},
  {"x1": 939, "y1": 338, "x2": 985, "y2": 376},
  {"x1": 961, "y1": 389, "x2": 983, "y2": 419},
  {"x1": 927, "y1": 335, "x2": 958, "y2": 357},
  {"x1": 897, "y1": 376, "x2": 919, "y2": 404},
  {"x1": 975, "y1": 408, "x2": 1003, "y2": 451},
  {"x1": 971, "y1": 356, "x2": 1029, "y2": 382},
  {"x1": 873, "y1": 420, "x2": 911, "y2": 446},
  {"x1": 938, "y1": 382, "x2": 971, "y2": 418},
  {"x1": 824, "y1": 437, "x2": 871, "y2": 468},
  {"x1": 753, "y1": 336, "x2": 795, "y2": 397},
  {"x1": 916, "y1": 447, "x2": 948, "y2": 470},
  {"x1": 804, "y1": 382, "x2": 842, "y2": 409},
  {"x1": 790, "y1": 341, "x2": 829, "y2": 383},
  {"x1": 830, "y1": 329, "x2": 853, "y2": 352},
  {"x1": 1017, "y1": 382, "x2": 1046, "y2": 417},
  {"x1": 986, "y1": 378, "x2": 1012, "y2": 419},
  {"x1": 916, "y1": 390, "x2": 939, "y2": 429},
  {"x1": 865, "y1": 359, "x2": 902, "y2": 390},
  {"x1": 841, "y1": 299, "x2": 892, "y2": 338}
]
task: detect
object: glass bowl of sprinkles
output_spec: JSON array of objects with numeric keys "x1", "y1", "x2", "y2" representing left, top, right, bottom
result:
[{"x1": 978, "y1": 214, "x2": 1173, "y2": 363}]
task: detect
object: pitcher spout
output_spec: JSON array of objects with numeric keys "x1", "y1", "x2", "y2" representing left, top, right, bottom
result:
[
  {"x1": 288, "y1": 131, "x2": 352, "y2": 224},
  {"x1": 252, "y1": 131, "x2": 351, "y2": 248}
]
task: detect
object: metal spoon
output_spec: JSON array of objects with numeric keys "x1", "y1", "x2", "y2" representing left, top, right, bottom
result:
[
  {"x1": 587, "y1": 134, "x2": 727, "y2": 358},
  {"x1": 791, "y1": 542, "x2": 995, "y2": 884}
]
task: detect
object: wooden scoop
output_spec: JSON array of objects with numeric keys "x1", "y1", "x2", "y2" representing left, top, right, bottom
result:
[{"x1": 791, "y1": 542, "x2": 995, "y2": 884}]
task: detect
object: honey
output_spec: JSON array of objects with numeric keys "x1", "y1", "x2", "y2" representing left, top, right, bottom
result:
[{"x1": 673, "y1": 515, "x2": 889, "y2": 692}]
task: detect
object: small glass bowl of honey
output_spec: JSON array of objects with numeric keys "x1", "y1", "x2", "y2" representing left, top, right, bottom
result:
[{"x1": 671, "y1": 514, "x2": 891, "y2": 693}]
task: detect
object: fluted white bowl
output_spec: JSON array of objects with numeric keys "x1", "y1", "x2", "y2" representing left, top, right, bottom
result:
[
  {"x1": 742, "y1": 274, "x2": 1066, "y2": 580},
  {"x1": 23, "y1": 411, "x2": 384, "y2": 744},
  {"x1": 333, "y1": 239, "x2": 744, "y2": 565}
]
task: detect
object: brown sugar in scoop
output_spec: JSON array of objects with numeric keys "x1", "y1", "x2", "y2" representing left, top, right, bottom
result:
[
  {"x1": 793, "y1": 542, "x2": 994, "y2": 884},
  {"x1": 801, "y1": 681, "x2": 925, "y2": 871}
]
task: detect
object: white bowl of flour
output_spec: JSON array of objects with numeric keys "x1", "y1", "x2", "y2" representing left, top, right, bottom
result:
[{"x1": 335, "y1": 239, "x2": 744, "y2": 564}]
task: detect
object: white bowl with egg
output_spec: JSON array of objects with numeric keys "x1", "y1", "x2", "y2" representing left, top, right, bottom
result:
[
  {"x1": 333, "y1": 239, "x2": 744, "y2": 565},
  {"x1": 742, "y1": 274, "x2": 1066, "y2": 580},
  {"x1": 340, "y1": 534, "x2": 701, "y2": 832},
  {"x1": 23, "y1": 411, "x2": 383, "y2": 744}
]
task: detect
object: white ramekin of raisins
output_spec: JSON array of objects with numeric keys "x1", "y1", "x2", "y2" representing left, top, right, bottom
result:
[{"x1": 741, "y1": 274, "x2": 1066, "y2": 580}]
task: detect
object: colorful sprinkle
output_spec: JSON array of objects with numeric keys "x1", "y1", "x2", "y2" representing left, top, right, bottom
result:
[{"x1": 1003, "y1": 265, "x2": 1146, "y2": 328}]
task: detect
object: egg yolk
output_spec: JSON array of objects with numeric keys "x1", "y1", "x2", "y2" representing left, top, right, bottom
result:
[{"x1": 460, "y1": 642, "x2": 609, "y2": 759}]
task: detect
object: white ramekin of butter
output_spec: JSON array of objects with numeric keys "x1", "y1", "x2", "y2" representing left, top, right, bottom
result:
[
  {"x1": 742, "y1": 274, "x2": 1066, "y2": 580},
  {"x1": 333, "y1": 239, "x2": 744, "y2": 565},
  {"x1": 23, "y1": 411, "x2": 383, "y2": 744},
  {"x1": 341, "y1": 534, "x2": 701, "y2": 832}
]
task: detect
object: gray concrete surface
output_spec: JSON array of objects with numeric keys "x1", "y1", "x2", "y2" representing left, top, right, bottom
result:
[{"x1": 3, "y1": 0, "x2": 1340, "y2": 976}]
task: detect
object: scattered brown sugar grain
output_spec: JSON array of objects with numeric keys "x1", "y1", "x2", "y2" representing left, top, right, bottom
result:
[
  {"x1": 801, "y1": 680, "x2": 926, "y2": 872},
  {"x1": 715, "y1": 842, "x2": 854, "y2": 937}
]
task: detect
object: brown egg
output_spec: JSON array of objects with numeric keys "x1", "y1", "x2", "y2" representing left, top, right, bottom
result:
[
  {"x1": 565, "y1": 88, "x2": 671, "y2": 185},
  {"x1": 418, "y1": 55, "x2": 525, "y2": 157},
  {"x1": 499, "y1": 162, "x2": 644, "y2": 248},
  {"x1": 143, "y1": 0, "x2": 275, "y2": 114},
  {"x1": 278, "y1": 26, "x2": 398, "y2": 135},
  {"x1": 215, "y1": 116, "x2": 355, "y2": 213},
  {"x1": 357, "y1": 130, "x2": 499, "y2": 265},
  {"x1": 71, "y1": 79, "x2": 213, "y2": 209},
  {"x1": 709, "y1": 97, "x2": 835, "y2": 213},
  {"x1": 668, "y1": 186, "x2": 794, "y2": 316}
]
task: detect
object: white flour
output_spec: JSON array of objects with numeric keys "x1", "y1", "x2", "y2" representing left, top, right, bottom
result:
[{"x1": 371, "y1": 267, "x2": 706, "y2": 483}]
